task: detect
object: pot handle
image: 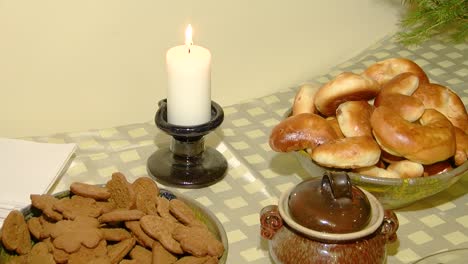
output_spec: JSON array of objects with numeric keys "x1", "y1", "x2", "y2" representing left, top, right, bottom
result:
[
  {"x1": 380, "y1": 210, "x2": 399, "y2": 243},
  {"x1": 322, "y1": 171, "x2": 353, "y2": 199},
  {"x1": 260, "y1": 205, "x2": 283, "y2": 240}
]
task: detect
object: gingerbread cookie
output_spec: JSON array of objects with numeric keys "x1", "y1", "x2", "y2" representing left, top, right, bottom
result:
[
  {"x1": 3, "y1": 255, "x2": 28, "y2": 264},
  {"x1": 101, "y1": 228, "x2": 132, "y2": 242},
  {"x1": 119, "y1": 260, "x2": 138, "y2": 264},
  {"x1": 98, "y1": 209, "x2": 144, "y2": 223},
  {"x1": 203, "y1": 256, "x2": 219, "y2": 264},
  {"x1": 132, "y1": 177, "x2": 159, "y2": 215},
  {"x1": 27, "y1": 216, "x2": 43, "y2": 240},
  {"x1": 129, "y1": 245, "x2": 152, "y2": 264},
  {"x1": 70, "y1": 182, "x2": 111, "y2": 201},
  {"x1": 107, "y1": 237, "x2": 136, "y2": 264},
  {"x1": 53, "y1": 195, "x2": 102, "y2": 220},
  {"x1": 52, "y1": 247, "x2": 69, "y2": 264},
  {"x1": 124, "y1": 221, "x2": 156, "y2": 249},
  {"x1": 43, "y1": 237, "x2": 69, "y2": 264},
  {"x1": 169, "y1": 199, "x2": 204, "y2": 227},
  {"x1": 50, "y1": 216, "x2": 103, "y2": 253},
  {"x1": 67, "y1": 240, "x2": 109, "y2": 264},
  {"x1": 30, "y1": 194, "x2": 63, "y2": 221},
  {"x1": 157, "y1": 197, "x2": 178, "y2": 222},
  {"x1": 1, "y1": 173, "x2": 224, "y2": 263},
  {"x1": 106, "y1": 172, "x2": 136, "y2": 209},
  {"x1": 27, "y1": 241, "x2": 55, "y2": 264},
  {"x1": 140, "y1": 215, "x2": 183, "y2": 254},
  {"x1": 152, "y1": 241, "x2": 178, "y2": 264},
  {"x1": 38, "y1": 215, "x2": 56, "y2": 239},
  {"x1": 52, "y1": 248, "x2": 69, "y2": 263},
  {"x1": 1, "y1": 210, "x2": 32, "y2": 255},
  {"x1": 96, "y1": 201, "x2": 116, "y2": 214},
  {"x1": 175, "y1": 256, "x2": 215, "y2": 264},
  {"x1": 173, "y1": 225, "x2": 224, "y2": 258}
]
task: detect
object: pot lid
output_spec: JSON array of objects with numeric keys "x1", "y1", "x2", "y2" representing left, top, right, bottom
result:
[{"x1": 288, "y1": 171, "x2": 371, "y2": 233}]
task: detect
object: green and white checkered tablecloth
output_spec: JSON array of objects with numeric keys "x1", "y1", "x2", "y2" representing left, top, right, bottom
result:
[{"x1": 24, "y1": 33, "x2": 467, "y2": 263}]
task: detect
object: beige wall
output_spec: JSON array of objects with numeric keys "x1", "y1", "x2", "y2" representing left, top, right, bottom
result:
[{"x1": 0, "y1": 0, "x2": 402, "y2": 138}]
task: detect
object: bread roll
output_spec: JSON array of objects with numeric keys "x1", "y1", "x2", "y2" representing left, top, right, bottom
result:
[
  {"x1": 454, "y1": 127, "x2": 468, "y2": 166},
  {"x1": 380, "y1": 150, "x2": 404, "y2": 164},
  {"x1": 374, "y1": 93, "x2": 425, "y2": 122},
  {"x1": 378, "y1": 72, "x2": 420, "y2": 96},
  {"x1": 363, "y1": 58, "x2": 429, "y2": 86},
  {"x1": 371, "y1": 106, "x2": 456, "y2": 164},
  {"x1": 336, "y1": 101, "x2": 373, "y2": 137},
  {"x1": 387, "y1": 160, "x2": 424, "y2": 178},
  {"x1": 354, "y1": 166, "x2": 400, "y2": 179},
  {"x1": 292, "y1": 84, "x2": 320, "y2": 115},
  {"x1": 423, "y1": 161, "x2": 452, "y2": 176},
  {"x1": 311, "y1": 136, "x2": 381, "y2": 169},
  {"x1": 325, "y1": 117, "x2": 345, "y2": 139},
  {"x1": 412, "y1": 83, "x2": 468, "y2": 134},
  {"x1": 314, "y1": 72, "x2": 379, "y2": 117},
  {"x1": 269, "y1": 113, "x2": 338, "y2": 152}
]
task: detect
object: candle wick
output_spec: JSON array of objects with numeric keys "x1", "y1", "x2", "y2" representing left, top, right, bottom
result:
[{"x1": 188, "y1": 41, "x2": 193, "y2": 54}]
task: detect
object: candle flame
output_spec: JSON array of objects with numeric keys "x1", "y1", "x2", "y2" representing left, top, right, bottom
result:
[{"x1": 185, "y1": 24, "x2": 193, "y2": 53}]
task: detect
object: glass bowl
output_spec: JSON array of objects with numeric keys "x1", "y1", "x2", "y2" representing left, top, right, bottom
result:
[
  {"x1": 0, "y1": 188, "x2": 228, "y2": 264},
  {"x1": 295, "y1": 151, "x2": 468, "y2": 209},
  {"x1": 414, "y1": 248, "x2": 468, "y2": 264}
]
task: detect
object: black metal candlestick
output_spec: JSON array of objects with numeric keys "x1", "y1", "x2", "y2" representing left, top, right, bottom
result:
[{"x1": 147, "y1": 99, "x2": 228, "y2": 188}]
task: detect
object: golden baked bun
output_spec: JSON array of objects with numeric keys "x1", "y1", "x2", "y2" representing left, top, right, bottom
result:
[
  {"x1": 423, "y1": 161, "x2": 453, "y2": 176},
  {"x1": 336, "y1": 100, "x2": 374, "y2": 138},
  {"x1": 268, "y1": 57, "x2": 466, "y2": 178},
  {"x1": 314, "y1": 72, "x2": 379, "y2": 117},
  {"x1": 311, "y1": 136, "x2": 381, "y2": 169},
  {"x1": 380, "y1": 149, "x2": 404, "y2": 164},
  {"x1": 292, "y1": 84, "x2": 320, "y2": 115},
  {"x1": 356, "y1": 160, "x2": 424, "y2": 178},
  {"x1": 387, "y1": 160, "x2": 424, "y2": 178},
  {"x1": 412, "y1": 83, "x2": 468, "y2": 134},
  {"x1": 363, "y1": 58, "x2": 429, "y2": 86},
  {"x1": 373, "y1": 72, "x2": 425, "y2": 122},
  {"x1": 374, "y1": 93, "x2": 425, "y2": 122},
  {"x1": 454, "y1": 127, "x2": 468, "y2": 166},
  {"x1": 354, "y1": 166, "x2": 400, "y2": 178},
  {"x1": 378, "y1": 72, "x2": 420, "y2": 95},
  {"x1": 371, "y1": 106, "x2": 456, "y2": 165},
  {"x1": 325, "y1": 117, "x2": 345, "y2": 139},
  {"x1": 373, "y1": 72, "x2": 420, "y2": 105},
  {"x1": 269, "y1": 113, "x2": 338, "y2": 152}
]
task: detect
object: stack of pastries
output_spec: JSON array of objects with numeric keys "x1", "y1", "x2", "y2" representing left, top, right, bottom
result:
[{"x1": 269, "y1": 58, "x2": 468, "y2": 178}]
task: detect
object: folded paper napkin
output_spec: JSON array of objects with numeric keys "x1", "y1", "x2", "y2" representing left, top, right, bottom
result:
[{"x1": 0, "y1": 138, "x2": 76, "y2": 225}]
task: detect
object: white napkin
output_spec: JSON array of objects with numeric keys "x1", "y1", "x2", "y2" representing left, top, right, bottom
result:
[{"x1": 0, "y1": 138, "x2": 76, "y2": 225}]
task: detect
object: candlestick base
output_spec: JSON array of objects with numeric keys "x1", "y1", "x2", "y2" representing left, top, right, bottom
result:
[{"x1": 147, "y1": 99, "x2": 228, "y2": 188}]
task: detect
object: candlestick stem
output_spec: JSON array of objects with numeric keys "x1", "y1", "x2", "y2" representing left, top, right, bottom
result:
[{"x1": 147, "y1": 99, "x2": 227, "y2": 188}]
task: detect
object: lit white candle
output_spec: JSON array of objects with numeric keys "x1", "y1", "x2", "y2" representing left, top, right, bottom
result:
[{"x1": 166, "y1": 24, "x2": 212, "y2": 126}]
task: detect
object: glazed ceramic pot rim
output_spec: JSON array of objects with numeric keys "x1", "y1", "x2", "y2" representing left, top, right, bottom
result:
[{"x1": 278, "y1": 186, "x2": 384, "y2": 241}]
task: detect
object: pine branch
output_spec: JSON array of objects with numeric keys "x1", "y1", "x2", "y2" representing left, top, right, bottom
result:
[{"x1": 397, "y1": 0, "x2": 468, "y2": 46}]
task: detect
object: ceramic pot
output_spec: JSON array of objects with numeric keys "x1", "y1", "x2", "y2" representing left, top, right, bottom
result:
[{"x1": 260, "y1": 172, "x2": 398, "y2": 264}]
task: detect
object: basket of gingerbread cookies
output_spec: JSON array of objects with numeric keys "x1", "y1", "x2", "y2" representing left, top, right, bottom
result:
[
  {"x1": 269, "y1": 57, "x2": 468, "y2": 209},
  {"x1": 0, "y1": 172, "x2": 228, "y2": 264}
]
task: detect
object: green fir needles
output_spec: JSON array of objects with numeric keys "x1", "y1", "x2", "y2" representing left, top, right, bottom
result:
[{"x1": 397, "y1": 0, "x2": 467, "y2": 46}]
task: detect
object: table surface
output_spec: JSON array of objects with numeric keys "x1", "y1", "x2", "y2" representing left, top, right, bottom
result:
[{"x1": 26, "y1": 33, "x2": 467, "y2": 264}]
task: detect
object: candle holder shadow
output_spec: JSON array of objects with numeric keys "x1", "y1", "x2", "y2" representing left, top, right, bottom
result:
[{"x1": 147, "y1": 99, "x2": 228, "y2": 188}]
